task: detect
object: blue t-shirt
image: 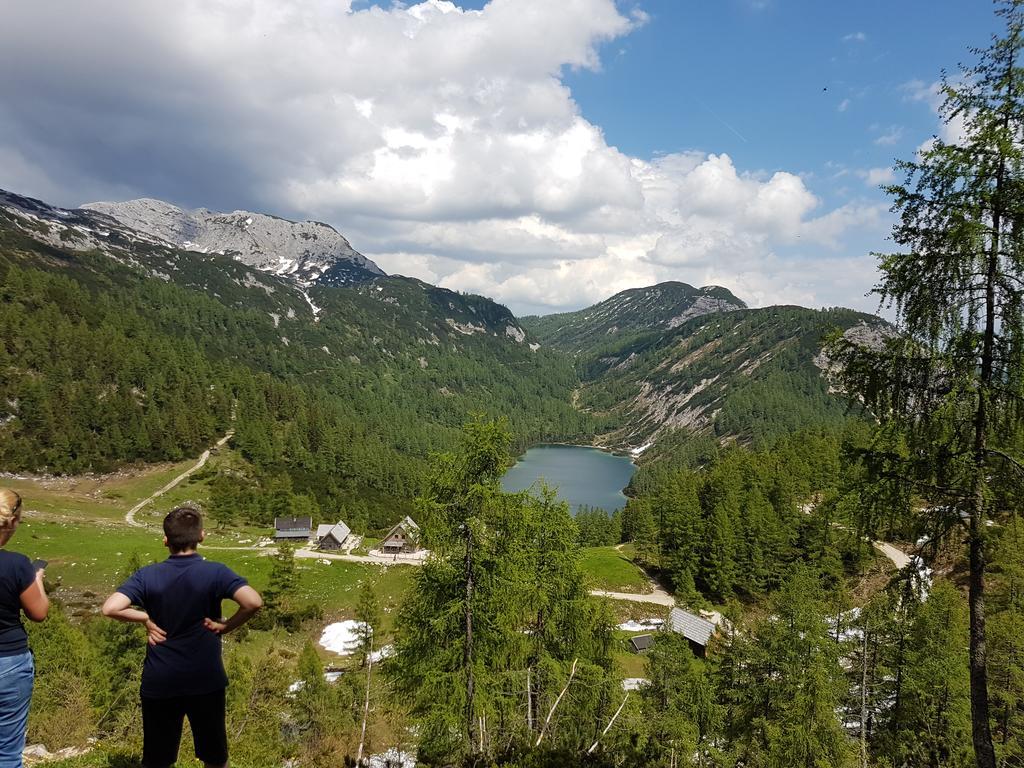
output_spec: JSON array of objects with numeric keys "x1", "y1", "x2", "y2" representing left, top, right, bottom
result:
[
  {"x1": 0, "y1": 551, "x2": 35, "y2": 657},
  {"x1": 117, "y1": 554, "x2": 247, "y2": 698}
]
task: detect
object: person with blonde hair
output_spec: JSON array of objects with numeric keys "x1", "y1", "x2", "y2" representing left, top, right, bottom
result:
[{"x1": 0, "y1": 489, "x2": 48, "y2": 767}]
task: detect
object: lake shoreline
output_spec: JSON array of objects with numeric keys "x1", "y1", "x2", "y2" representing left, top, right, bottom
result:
[
  {"x1": 516, "y1": 441, "x2": 637, "y2": 464},
  {"x1": 503, "y1": 444, "x2": 637, "y2": 514}
]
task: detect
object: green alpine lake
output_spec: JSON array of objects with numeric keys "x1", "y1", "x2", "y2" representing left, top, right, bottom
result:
[{"x1": 501, "y1": 444, "x2": 636, "y2": 514}]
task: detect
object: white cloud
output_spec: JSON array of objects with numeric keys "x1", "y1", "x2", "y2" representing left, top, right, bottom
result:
[
  {"x1": 837, "y1": 98, "x2": 851, "y2": 112},
  {"x1": 842, "y1": 31, "x2": 867, "y2": 43},
  {"x1": 0, "y1": 0, "x2": 888, "y2": 315},
  {"x1": 873, "y1": 125, "x2": 905, "y2": 146},
  {"x1": 857, "y1": 167, "x2": 896, "y2": 186}
]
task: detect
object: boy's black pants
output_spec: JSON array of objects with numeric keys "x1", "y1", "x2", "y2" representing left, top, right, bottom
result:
[{"x1": 141, "y1": 688, "x2": 228, "y2": 767}]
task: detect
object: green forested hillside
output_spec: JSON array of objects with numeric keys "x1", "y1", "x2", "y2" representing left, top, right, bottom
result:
[
  {"x1": 573, "y1": 303, "x2": 881, "y2": 449},
  {"x1": 0, "y1": 202, "x2": 594, "y2": 528},
  {"x1": 523, "y1": 280, "x2": 745, "y2": 354}
]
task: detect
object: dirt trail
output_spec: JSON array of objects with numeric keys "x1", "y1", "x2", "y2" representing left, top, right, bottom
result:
[
  {"x1": 589, "y1": 587, "x2": 675, "y2": 607},
  {"x1": 124, "y1": 431, "x2": 233, "y2": 528},
  {"x1": 294, "y1": 547, "x2": 428, "y2": 566},
  {"x1": 801, "y1": 502, "x2": 912, "y2": 572},
  {"x1": 872, "y1": 540, "x2": 911, "y2": 570}
]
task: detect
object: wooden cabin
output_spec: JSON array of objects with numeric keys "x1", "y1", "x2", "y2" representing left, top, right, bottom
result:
[
  {"x1": 315, "y1": 521, "x2": 351, "y2": 550},
  {"x1": 667, "y1": 607, "x2": 717, "y2": 658},
  {"x1": 274, "y1": 516, "x2": 312, "y2": 542},
  {"x1": 381, "y1": 516, "x2": 420, "y2": 554}
]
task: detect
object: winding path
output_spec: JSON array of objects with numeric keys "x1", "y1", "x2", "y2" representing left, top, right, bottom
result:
[
  {"x1": 589, "y1": 587, "x2": 675, "y2": 607},
  {"x1": 124, "y1": 431, "x2": 234, "y2": 527},
  {"x1": 801, "y1": 503, "x2": 913, "y2": 572},
  {"x1": 588, "y1": 514, "x2": 916, "y2": 608}
]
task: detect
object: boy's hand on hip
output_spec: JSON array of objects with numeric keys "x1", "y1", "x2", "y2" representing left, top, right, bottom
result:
[
  {"x1": 144, "y1": 619, "x2": 167, "y2": 646},
  {"x1": 204, "y1": 617, "x2": 227, "y2": 635}
]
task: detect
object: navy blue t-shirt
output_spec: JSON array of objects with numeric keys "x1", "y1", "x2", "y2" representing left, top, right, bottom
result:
[
  {"x1": 0, "y1": 551, "x2": 35, "y2": 656},
  {"x1": 117, "y1": 554, "x2": 247, "y2": 698}
]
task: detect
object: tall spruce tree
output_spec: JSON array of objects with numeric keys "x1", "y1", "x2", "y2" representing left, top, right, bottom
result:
[
  {"x1": 835, "y1": 4, "x2": 1024, "y2": 765},
  {"x1": 391, "y1": 420, "x2": 621, "y2": 765},
  {"x1": 721, "y1": 567, "x2": 853, "y2": 768},
  {"x1": 391, "y1": 417, "x2": 514, "y2": 761}
]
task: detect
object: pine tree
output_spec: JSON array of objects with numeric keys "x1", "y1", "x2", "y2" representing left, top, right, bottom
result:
[
  {"x1": 391, "y1": 417, "x2": 514, "y2": 762},
  {"x1": 699, "y1": 503, "x2": 737, "y2": 601},
  {"x1": 987, "y1": 520, "x2": 1024, "y2": 761},
  {"x1": 887, "y1": 583, "x2": 973, "y2": 767},
  {"x1": 833, "y1": 5, "x2": 1024, "y2": 764},
  {"x1": 722, "y1": 567, "x2": 853, "y2": 768},
  {"x1": 355, "y1": 579, "x2": 380, "y2": 663},
  {"x1": 261, "y1": 542, "x2": 298, "y2": 626},
  {"x1": 643, "y1": 632, "x2": 722, "y2": 766}
]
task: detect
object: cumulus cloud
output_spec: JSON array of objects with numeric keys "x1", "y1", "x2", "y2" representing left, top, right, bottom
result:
[
  {"x1": 0, "y1": 0, "x2": 887, "y2": 315},
  {"x1": 857, "y1": 167, "x2": 896, "y2": 186},
  {"x1": 842, "y1": 31, "x2": 867, "y2": 43}
]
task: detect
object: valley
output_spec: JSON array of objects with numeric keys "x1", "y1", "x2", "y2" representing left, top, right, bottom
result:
[{"x1": 0, "y1": 182, "x2": 1015, "y2": 768}]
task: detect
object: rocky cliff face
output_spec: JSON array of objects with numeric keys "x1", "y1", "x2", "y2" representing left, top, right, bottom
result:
[{"x1": 82, "y1": 198, "x2": 384, "y2": 285}]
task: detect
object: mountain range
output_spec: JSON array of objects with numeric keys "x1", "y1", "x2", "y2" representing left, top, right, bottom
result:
[
  {"x1": 82, "y1": 197, "x2": 384, "y2": 286},
  {"x1": 0, "y1": 187, "x2": 882, "y2": 499}
]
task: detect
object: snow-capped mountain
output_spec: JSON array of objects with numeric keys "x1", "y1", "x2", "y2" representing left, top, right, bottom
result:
[{"x1": 82, "y1": 197, "x2": 384, "y2": 285}]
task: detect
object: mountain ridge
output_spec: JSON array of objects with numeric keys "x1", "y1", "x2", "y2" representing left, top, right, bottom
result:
[
  {"x1": 81, "y1": 196, "x2": 385, "y2": 287},
  {"x1": 1, "y1": 184, "x2": 885, "y2": 478},
  {"x1": 522, "y1": 281, "x2": 747, "y2": 354}
]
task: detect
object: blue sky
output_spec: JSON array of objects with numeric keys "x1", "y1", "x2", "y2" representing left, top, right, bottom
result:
[
  {"x1": 567, "y1": 1, "x2": 996, "y2": 170},
  {"x1": 0, "y1": 0, "x2": 1007, "y2": 315}
]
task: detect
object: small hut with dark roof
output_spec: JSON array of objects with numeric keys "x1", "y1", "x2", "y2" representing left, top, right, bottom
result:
[
  {"x1": 274, "y1": 516, "x2": 312, "y2": 542},
  {"x1": 630, "y1": 633, "x2": 654, "y2": 653}
]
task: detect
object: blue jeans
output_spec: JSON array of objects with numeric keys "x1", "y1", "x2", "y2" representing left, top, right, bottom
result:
[{"x1": 0, "y1": 652, "x2": 33, "y2": 768}]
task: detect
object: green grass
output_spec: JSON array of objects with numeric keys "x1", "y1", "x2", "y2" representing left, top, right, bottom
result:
[
  {"x1": 17, "y1": 517, "x2": 416, "y2": 617},
  {"x1": 352, "y1": 536, "x2": 382, "y2": 556},
  {"x1": 579, "y1": 545, "x2": 650, "y2": 593},
  {"x1": 7, "y1": 447, "x2": 246, "y2": 528},
  {"x1": 5, "y1": 460, "x2": 195, "y2": 523},
  {"x1": 615, "y1": 648, "x2": 649, "y2": 678},
  {"x1": 9, "y1": 448, "x2": 417, "y2": 619}
]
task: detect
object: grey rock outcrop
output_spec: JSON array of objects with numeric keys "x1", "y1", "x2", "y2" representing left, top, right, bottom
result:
[{"x1": 82, "y1": 198, "x2": 384, "y2": 285}]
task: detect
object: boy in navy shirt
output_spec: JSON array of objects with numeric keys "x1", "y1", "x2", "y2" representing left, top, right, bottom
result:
[{"x1": 102, "y1": 506, "x2": 262, "y2": 768}]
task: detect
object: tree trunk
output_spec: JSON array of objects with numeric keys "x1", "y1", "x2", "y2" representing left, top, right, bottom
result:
[
  {"x1": 356, "y1": 637, "x2": 373, "y2": 765},
  {"x1": 969, "y1": 506, "x2": 997, "y2": 768},
  {"x1": 860, "y1": 621, "x2": 869, "y2": 768},
  {"x1": 535, "y1": 658, "x2": 577, "y2": 747},
  {"x1": 465, "y1": 523, "x2": 477, "y2": 757},
  {"x1": 526, "y1": 667, "x2": 533, "y2": 734},
  {"x1": 967, "y1": 137, "x2": 1003, "y2": 768},
  {"x1": 587, "y1": 691, "x2": 629, "y2": 754}
]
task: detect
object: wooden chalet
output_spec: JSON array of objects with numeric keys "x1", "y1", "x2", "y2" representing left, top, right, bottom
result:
[
  {"x1": 274, "y1": 516, "x2": 312, "y2": 542},
  {"x1": 381, "y1": 516, "x2": 420, "y2": 554},
  {"x1": 667, "y1": 607, "x2": 717, "y2": 658},
  {"x1": 315, "y1": 521, "x2": 351, "y2": 550}
]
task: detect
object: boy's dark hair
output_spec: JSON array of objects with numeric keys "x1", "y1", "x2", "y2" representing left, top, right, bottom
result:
[{"x1": 163, "y1": 506, "x2": 203, "y2": 553}]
